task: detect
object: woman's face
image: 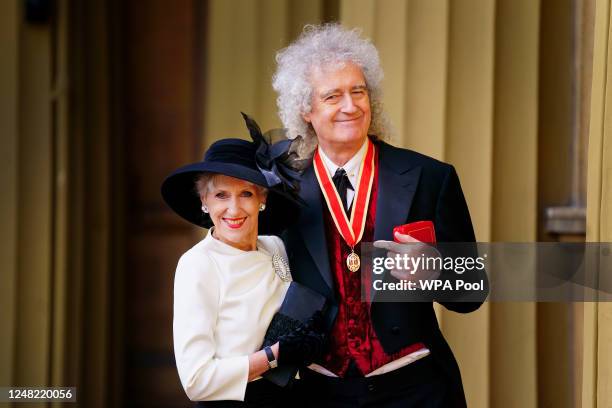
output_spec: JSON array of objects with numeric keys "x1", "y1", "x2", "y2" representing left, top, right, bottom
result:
[{"x1": 201, "y1": 175, "x2": 264, "y2": 251}]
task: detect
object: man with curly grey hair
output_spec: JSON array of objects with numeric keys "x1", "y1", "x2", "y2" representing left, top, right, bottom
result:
[{"x1": 275, "y1": 24, "x2": 484, "y2": 407}]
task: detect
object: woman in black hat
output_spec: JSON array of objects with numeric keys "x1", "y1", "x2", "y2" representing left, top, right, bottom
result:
[{"x1": 162, "y1": 114, "x2": 322, "y2": 407}]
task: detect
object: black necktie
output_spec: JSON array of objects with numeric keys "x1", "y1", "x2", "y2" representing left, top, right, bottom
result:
[{"x1": 332, "y1": 168, "x2": 353, "y2": 215}]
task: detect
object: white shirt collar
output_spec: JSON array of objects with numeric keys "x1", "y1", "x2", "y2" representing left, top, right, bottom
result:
[
  {"x1": 317, "y1": 139, "x2": 368, "y2": 208},
  {"x1": 318, "y1": 138, "x2": 368, "y2": 184}
]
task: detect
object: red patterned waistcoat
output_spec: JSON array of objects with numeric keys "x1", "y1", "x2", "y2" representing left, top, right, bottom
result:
[{"x1": 320, "y1": 151, "x2": 425, "y2": 377}]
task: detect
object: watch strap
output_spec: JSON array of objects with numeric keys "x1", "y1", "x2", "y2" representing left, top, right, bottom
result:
[{"x1": 264, "y1": 346, "x2": 278, "y2": 369}]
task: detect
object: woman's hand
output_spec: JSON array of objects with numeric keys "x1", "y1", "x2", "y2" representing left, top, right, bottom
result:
[
  {"x1": 246, "y1": 313, "x2": 326, "y2": 382},
  {"x1": 276, "y1": 312, "x2": 327, "y2": 367}
]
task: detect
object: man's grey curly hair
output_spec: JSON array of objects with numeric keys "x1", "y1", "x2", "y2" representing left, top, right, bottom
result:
[{"x1": 272, "y1": 23, "x2": 390, "y2": 158}]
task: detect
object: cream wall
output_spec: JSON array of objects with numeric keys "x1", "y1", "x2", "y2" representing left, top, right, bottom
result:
[
  {"x1": 0, "y1": 0, "x2": 56, "y2": 393},
  {"x1": 0, "y1": 0, "x2": 19, "y2": 391},
  {"x1": 489, "y1": 0, "x2": 539, "y2": 406},
  {"x1": 0, "y1": 2, "x2": 111, "y2": 406},
  {"x1": 203, "y1": 0, "x2": 336, "y2": 140},
  {"x1": 584, "y1": 1, "x2": 612, "y2": 407},
  {"x1": 16, "y1": 9, "x2": 54, "y2": 389}
]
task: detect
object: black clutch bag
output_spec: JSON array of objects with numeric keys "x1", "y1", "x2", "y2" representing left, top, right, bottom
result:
[{"x1": 262, "y1": 281, "x2": 327, "y2": 387}]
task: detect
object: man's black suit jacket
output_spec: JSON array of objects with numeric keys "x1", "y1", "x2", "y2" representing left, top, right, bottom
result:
[{"x1": 282, "y1": 140, "x2": 486, "y2": 404}]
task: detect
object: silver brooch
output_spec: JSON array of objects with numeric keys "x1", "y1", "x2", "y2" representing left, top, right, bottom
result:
[{"x1": 272, "y1": 253, "x2": 292, "y2": 282}]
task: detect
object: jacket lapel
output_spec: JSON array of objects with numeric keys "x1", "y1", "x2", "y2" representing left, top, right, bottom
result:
[
  {"x1": 299, "y1": 165, "x2": 334, "y2": 291},
  {"x1": 374, "y1": 142, "x2": 422, "y2": 241}
]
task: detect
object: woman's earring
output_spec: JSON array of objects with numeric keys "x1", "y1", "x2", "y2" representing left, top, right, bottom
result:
[
  {"x1": 202, "y1": 205, "x2": 208, "y2": 213},
  {"x1": 259, "y1": 203, "x2": 266, "y2": 212}
]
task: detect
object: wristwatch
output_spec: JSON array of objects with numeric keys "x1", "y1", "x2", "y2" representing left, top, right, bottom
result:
[{"x1": 264, "y1": 346, "x2": 278, "y2": 369}]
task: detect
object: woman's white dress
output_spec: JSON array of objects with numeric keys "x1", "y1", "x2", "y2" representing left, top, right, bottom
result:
[{"x1": 173, "y1": 230, "x2": 290, "y2": 401}]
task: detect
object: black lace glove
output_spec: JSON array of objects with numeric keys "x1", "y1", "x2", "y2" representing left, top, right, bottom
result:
[{"x1": 272, "y1": 311, "x2": 327, "y2": 367}]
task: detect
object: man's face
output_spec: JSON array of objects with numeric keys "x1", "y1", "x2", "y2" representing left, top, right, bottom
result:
[{"x1": 303, "y1": 62, "x2": 371, "y2": 151}]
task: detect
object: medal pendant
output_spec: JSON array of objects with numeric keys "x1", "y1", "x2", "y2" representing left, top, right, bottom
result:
[{"x1": 346, "y1": 251, "x2": 361, "y2": 272}]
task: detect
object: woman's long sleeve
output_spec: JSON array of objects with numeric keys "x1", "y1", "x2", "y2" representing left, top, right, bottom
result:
[{"x1": 173, "y1": 252, "x2": 249, "y2": 401}]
